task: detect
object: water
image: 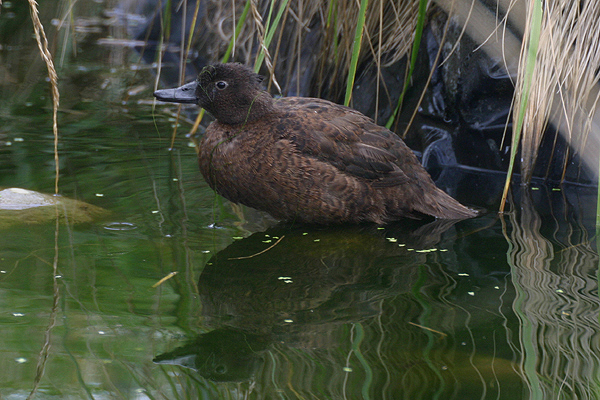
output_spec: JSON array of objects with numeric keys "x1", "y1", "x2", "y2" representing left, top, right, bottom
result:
[{"x1": 1, "y1": 3, "x2": 599, "y2": 399}]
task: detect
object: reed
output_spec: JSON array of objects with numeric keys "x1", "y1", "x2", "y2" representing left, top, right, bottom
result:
[
  {"x1": 500, "y1": 0, "x2": 542, "y2": 212},
  {"x1": 189, "y1": 0, "x2": 416, "y2": 136},
  {"x1": 344, "y1": 0, "x2": 369, "y2": 106},
  {"x1": 197, "y1": 0, "x2": 417, "y2": 101},
  {"x1": 385, "y1": 0, "x2": 427, "y2": 130}
]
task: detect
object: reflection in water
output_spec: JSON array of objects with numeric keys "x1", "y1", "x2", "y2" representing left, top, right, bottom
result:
[
  {"x1": 504, "y1": 188, "x2": 600, "y2": 400},
  {"x1": 156, "y1": 220, "x2": 523, "y2": 398},
  {"x1": 154, "y1": 328, "x2": 269, "y2": 382}
]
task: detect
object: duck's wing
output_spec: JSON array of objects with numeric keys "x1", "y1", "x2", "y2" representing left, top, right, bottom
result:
[{"x1": 274, "y1": 98, "x2": 419, "y2": 187}]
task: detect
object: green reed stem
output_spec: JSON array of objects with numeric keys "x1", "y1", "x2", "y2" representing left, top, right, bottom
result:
[
  {"x1": 222, "y1": 0, "x2": 251, "y2": 63},
  {"x1": 500, "y1": 0, "x2": 542, "y2": 212},
  {"x1": 254, "y1": 0, "x2": 289, "y2": 72},
  {"x1": 344, "y1": 0, "x2": 368, "y2": 106},
  {"x1": 385, "y1": 0, "x2": 427, "y2": 129}
]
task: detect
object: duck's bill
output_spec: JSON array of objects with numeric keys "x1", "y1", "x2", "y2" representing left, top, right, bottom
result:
[{"x1": 153, "y1": 81, "x2": 198, "y2": 104}]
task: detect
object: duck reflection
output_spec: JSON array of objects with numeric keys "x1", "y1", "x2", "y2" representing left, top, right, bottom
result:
[
  {"x1": 154, "y1": 219, "x2": 461, "y2": 381},
  {"x1": 153, "y1": 328, "x2": 269, "y2": 382}
]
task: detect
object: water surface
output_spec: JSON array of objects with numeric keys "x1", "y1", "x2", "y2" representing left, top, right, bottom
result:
[{"x1": 0, "y1": 4, "x2": 599, "y2": 399}]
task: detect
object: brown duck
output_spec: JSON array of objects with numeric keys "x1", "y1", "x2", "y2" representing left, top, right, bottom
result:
[{"x1": 154, "y1": 63, "x2": 477, "y2": 224}]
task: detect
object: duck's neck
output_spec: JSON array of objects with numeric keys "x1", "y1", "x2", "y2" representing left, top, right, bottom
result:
[
  {"x1": 216, "y1": 91, "x2": 275, "y2": 126},
  {"x1": 242, "y1": 91, "x2": 275, "y2": 123}
]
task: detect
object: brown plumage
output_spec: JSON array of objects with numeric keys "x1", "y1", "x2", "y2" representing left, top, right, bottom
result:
[{"x1": 154, "y1": 63, "x2": 477, "y2": 224}]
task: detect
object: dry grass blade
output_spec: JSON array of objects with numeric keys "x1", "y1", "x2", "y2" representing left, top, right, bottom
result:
[
  {"x1": 152, "y1": 272, "x2": 179, "y2": 288},
  {"x1": 228, "y1": 235, "x2": 285, "y2": 260},
  {"x1": 28, "y1": 0, "x2": 60, "y2": 194},
  {"x1": 408, "y1": 322, "x2": 448, "y2": 337},
  {"x1": 250, "y1": 0, "x2": 282, "y2": 93}
]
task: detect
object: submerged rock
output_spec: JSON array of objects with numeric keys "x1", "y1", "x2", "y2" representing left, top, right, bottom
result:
[{"x1": 0, "y1": 188, "x2": 108, "y2": 227}]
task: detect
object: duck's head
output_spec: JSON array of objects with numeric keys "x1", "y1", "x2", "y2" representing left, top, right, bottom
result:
[{"x1": 154, "y1": 63, "x2": 273, "y2": 125}]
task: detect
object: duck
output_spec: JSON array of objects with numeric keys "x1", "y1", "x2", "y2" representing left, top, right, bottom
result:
[{"x1": 154, "y1": 62, "x2": 477, "y2": 224}]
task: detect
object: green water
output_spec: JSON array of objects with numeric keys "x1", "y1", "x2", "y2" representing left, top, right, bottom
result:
[{"x1": 1, "y1": 3, "x2": 599, "y2": 399}]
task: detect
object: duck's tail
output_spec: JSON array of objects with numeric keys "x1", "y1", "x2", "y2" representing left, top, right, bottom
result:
[{"x1": 416, "y1": 187, "x2": 478, "y2": 220}]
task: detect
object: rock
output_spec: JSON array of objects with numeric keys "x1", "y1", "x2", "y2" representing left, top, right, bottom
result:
[{"x1": 0, "y1": 188, "x2": 108, "y2": 227}]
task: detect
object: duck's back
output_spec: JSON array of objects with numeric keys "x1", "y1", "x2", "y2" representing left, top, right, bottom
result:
[{"x1": 199, "y1": 97, "x2": 476, "y2": 223}]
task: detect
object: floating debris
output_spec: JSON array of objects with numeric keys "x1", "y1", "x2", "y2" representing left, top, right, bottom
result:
[
  {"x1": 103, "y1": 222, "x2": 137, "y2": 231},
  {"x1": 152, "y1": 271, "x2": 178, "y2": 288}
]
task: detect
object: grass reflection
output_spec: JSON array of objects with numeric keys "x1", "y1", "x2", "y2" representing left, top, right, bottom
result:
[{"x1": 504, "y1": 188, "x2": 600, "y2": 400}]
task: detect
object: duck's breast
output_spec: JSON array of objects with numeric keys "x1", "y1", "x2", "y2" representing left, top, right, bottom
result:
[{"x1": 198, "y1": 121, "x2": 290, "y2": 212}]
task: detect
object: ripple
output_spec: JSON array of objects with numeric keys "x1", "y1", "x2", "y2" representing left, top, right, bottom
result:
[{"x1": 103, "y1": 221, "x2": 138, "y2": 231}]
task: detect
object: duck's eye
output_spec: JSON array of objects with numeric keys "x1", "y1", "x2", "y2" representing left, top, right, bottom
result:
[{"x1": 215, "y1": 81, "x2": 228, "y2": 90}]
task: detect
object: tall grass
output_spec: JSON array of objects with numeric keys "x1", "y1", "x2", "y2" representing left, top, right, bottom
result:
[
  {"x1": 511, "y1": 0, "x2": 600, "y2": 185},
  {"x1": 187, "y1": 0, "x2": 419, "y2": 138},
  {"x1": 195, "y1": 0, "x2": 418, "y2": 102}
]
